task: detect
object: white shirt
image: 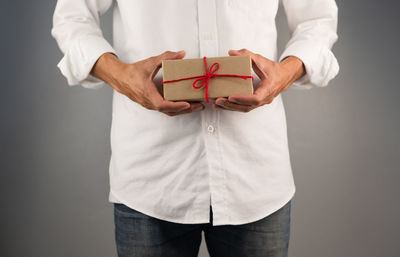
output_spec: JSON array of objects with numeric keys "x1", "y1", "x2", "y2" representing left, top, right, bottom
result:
[{"x1": 52, "y1": 0, "x2": 339, "y2": 226}]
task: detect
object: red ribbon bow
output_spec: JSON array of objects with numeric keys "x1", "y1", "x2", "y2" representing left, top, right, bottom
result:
[{"x1": 163, "y1": 56, "x2": 253, "y2": 103}]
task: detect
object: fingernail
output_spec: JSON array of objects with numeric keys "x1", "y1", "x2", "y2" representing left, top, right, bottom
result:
[
  {"x1": 178, "y1": 104, "x2": 190, "y2": 111},
  {"x1": 216, "y1": 99, "x2": 226, "y2": 106},
  {"x1": 194, "y1": 105, "x2": 204, "y2": 112}
]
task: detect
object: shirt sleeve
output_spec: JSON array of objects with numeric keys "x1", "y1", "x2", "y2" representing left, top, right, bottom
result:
[
  {"x1": 51, "y1": 0, "x2": 116, "y2": 89},
  {"x1": 279, "y1": 0, "x2": 339, "y2": 89}
]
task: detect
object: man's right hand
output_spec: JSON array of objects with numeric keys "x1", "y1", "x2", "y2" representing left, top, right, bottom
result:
[{"x1": 91, "y1": 51, "x2": 205, "y2": 116}]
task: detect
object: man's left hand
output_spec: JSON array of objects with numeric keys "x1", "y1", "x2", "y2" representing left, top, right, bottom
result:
[{"x1": 213, "y1": 49, "x2": 306, "y2": 112}]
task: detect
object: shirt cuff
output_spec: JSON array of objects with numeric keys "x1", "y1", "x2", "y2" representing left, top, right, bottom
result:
[
  {"x1": 279, "y1": 40, "x2": 339, "y2": 89},
  {"x1": 57, "y1": 34, "x2": 116, "y2": 89}
]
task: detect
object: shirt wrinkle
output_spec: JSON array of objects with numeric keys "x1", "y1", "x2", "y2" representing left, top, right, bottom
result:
[{"x1": 52, "y1": 0, "x2": 339, "y2": 226}]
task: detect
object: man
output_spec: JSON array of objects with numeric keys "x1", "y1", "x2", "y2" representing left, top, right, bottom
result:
[{"x1": 52, "y1": 0, "x2": 339, "y2": 256}]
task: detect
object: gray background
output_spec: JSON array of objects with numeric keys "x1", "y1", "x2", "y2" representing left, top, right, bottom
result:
[{"x1": 1, "y1": 1, "x2": 399, "y2": 256}]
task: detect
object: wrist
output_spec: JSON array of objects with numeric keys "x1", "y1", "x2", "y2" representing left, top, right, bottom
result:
[
  {"x1": 91, "y1": 52, "x2": 128, "y2": 88},
  {"x1": 279, "y1": 56, "x2": 306, "y2": 83}
]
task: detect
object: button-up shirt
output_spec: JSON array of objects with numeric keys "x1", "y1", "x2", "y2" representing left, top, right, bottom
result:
[{"x1": 52, "y1": 0, "x2": 339, "y2": 226}]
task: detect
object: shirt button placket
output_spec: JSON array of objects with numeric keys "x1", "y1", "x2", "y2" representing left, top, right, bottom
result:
[
  {"x1": 207, "y1": 124, "x2": 215, "y2": 133},
  {"x1": 198, "y1": 0, "x2": 226, "y2": 225}
]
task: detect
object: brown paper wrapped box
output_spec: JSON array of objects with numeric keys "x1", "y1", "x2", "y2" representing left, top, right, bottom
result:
[{"x1": 162, "y1": 55, "x2": 254, "y2": 102}]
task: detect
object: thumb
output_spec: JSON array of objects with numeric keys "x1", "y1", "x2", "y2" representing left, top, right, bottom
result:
[
  {"x1": 228, "y1": 49, "x2": 241, "y2": 56},
  {"x1": 158, "y1": 50, "x2": 186, "y2": 62},
  {"x1": 228, "y1": 48, "x2": 255, "y2": 57},
  {"x1": 150, "y1": 50, "x2": 186, "y2": 79}
]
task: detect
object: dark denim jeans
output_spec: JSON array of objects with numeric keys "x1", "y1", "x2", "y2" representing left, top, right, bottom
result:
[{"x1": 114, "y1": 200, "x2": 291, "y2": 257}]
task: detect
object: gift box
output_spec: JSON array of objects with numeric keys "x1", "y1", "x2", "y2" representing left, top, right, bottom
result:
[{"x1": 162, "y1": 55, "x2": 254, "y2": 103}]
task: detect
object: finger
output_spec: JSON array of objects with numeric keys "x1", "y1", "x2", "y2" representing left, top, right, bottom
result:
[
  {"x1": 215, "y1": 102, "x2": 254, "y2": 112},
  {"x1": 213, "y1": 104, "x2": 241, "y2": 111},
  {"x1": 156, "y1": 103, "x2": 189, "y2": 112},
  {"x1": 227, "y1": 90, "x2": 264, "y2": 106},
  {"x1": 212, "y1": 103, "x2": 223, "y2": 110},
  {"x1": 156, "y1": 100, "x2": 192, "y2": 113},
  {"x1": 227, "y1": 94, "x2": 260, "y2": 106},
  {"x1": 228, "y1": 92, "x2": 275, "y2": 106},
  {"x1": 150, "y1": 50, "x2": 186, "y2": 78},
  {"x1": 228, "y1": 48, "x2": 260, "y2": 69},
  {"x1": 228, "y1": 80, "x2": 271, "y2": 106},
  {"x1": 228, "y1": 48, "x2": 257, "y2": 58},
  {"x1": 228, "y1": 49, "x2": 267, "y2": 80},
  {"x1": 163, "y1": 103, "x2": 205, "y2": 116},
  {"x1": 144, "y1": 80, "x2": 189, "y2": 112},
  {"x1": 215, "y1": 98, "x2": 254, "y2": 112},
  {"x1": 156, "y1": 50, "x2": 186, "y2": 65}
]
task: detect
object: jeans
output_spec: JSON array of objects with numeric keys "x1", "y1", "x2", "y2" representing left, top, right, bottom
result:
[{"x1": 114, "y1": 200, "x2": 291, "y2": 257}]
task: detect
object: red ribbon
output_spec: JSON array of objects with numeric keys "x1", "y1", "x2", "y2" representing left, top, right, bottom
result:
[{"x1": 162, "y1": 56, "x2": 253, "y2": 103}]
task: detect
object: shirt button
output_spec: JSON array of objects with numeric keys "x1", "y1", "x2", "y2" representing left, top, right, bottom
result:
[{"x1": 207, "y1": 125, "x2": 215, "y2": 133}]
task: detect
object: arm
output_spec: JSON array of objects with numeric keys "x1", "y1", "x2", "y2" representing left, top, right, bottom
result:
[
  {"x1": 51, "y1": 0, "x2": 115, "y2": 88},
  {"x1": 51, "y1": 0, "x2": 204, "y2": 116},
  {"x1": 214, "y1": 0, "x2": 339, "y2": 112},
  {"x1": 279, "y1": 0, "x2": 339, "y2": 89}
]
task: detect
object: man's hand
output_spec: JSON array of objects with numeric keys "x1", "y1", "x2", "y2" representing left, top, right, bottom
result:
[
  {"x1": 213, "y1": 49, "x2": 306, "y2": 112},
  {"x1": 91, "y1": 51, "x2": 205, "y2": 116}
]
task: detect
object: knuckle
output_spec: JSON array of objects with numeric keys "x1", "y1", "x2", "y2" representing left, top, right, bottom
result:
[
  {"x1": 163, "y1": 50, "x2": 173, "y2": 56},
  {"x1": 115, "y1": 88, "x2": 123, "y2": 94},
  {"x1": 153, "y1": 103, "x2": 162, "y2": 111},
  {"x1": 146, "y1": 57, "x2": 157, "y2": 67},
  {"x1": 148, "y1": 56, "x2": 157, "y2": 63},
  {"x1": 143, "y1": 103, "x2": 153, "y2": 110}
]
